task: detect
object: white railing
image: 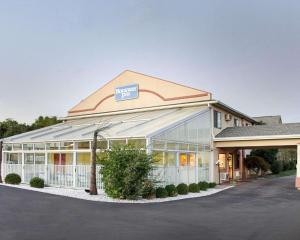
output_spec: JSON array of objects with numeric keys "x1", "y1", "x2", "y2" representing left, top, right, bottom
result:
[
  {"x1": 2, "y1": 164, "x2": 208, "y2": 189},
  {"x1": 153, "y1": 166, "x2": 209, "y2": 186},
  {"x1": 2, "y1": 164, "x2": 103, "y2": 190}
]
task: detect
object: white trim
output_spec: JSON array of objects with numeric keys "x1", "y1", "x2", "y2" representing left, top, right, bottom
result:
[{"x1": 214, "y1": 134, "x2": 300, "y2": 142}]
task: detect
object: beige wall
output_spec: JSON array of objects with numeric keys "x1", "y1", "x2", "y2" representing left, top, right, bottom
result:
[
  {"x1": 212, "y1": 106, "x2": 252, "y2": 136},
  {"x1": 68, "y1": 70, "x2": 212, "y2": 117},
  {"x1": 215, "y1": 138, "x2": 300, "y2": 148}
]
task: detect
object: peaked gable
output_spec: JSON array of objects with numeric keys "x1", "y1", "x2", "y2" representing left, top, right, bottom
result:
[{"x1": 68, "y1": 70, "x2": 212, "y2": 117}]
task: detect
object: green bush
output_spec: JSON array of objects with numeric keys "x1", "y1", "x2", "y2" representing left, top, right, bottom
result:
[
  {"x1": 165, "y1": 184, "x2": 178, "y2": 197},
  {"x1": 5, "y1": 173, "x2": 21, "y2": 185},
  {"x1": 271, "y1": 160, "x2": 283, "y2": 174},
  {"x1": 99, "y1": 144, "x2": 154, "y2": 200},
  {"x1": 282, "y1": 161, "x2": 290, "y2": 171},
  {"x1": 176, "y1": 183, "x2": 188, "y2": 195},
  {"x1": 245, "y1": 156, "x2": 270, "y2": 175},
  {"x1": 30, "y1": 177, "x2": 45, "y2": 188},
  {"x1": 288, "y1": 160, "x2": 296, "y2": 170},
  {"x1": 141, "y1": 180, "x2": 156, "y2": 199},
  {"x1": 198, "y1": 181, "x2": 209, "y2": 191},
  {"x1": 208, "y1": 182, "x2": 217, "y2": 188},
  {"x1": 156, "y1": 187, "x2": 168, "y2": 198},
  {"x1": 188, "y1": 183, "x2": 200, "y2": 193}
]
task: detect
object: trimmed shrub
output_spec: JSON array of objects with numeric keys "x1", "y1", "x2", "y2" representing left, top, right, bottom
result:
[
  {"x1": 208, "y1": 182, "x2": 217, "y2": 188},
  {"x1": 176, "y1": 183, "x2": 188, "y2": 195},
  {"x1": 288, "y1": 160, "x2": 296, "y2": 170},
  {"x1": 165, "y1": 184, "x2": 178, "y2": 197},
  {"x1": 156, "y1": 187, "x2": 168, "y2": 198},
  {"x1": 30, "y1": 177, "x2": 45, "y2": 188},
  {"x1": 188, "y1": 183, "x2": 200, "y2": 193},
  {"x1": 271, "y1": 160, "x2": 283, "y2": 174},
  {"x1": 5, "y1": 173, "x2": 21, "y2": 185},
  {"x1": 99, "y1": 144, "x2": 154, "y2": 200},
  {"x1": 198, "y1": 181, "x2": 209, "y2": 191},
  {"x1": 141, "y1": 180, "x2": 156, "y2": 199}
]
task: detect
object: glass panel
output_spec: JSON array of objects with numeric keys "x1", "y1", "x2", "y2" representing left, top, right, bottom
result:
[
  {"x1": 77, "y1": 142, "x2": 90, "y2": 150},
  {"x1": 110, "y1": 139, "x2": 126, "y2": 148},
  {"x1": 3, "y1": 144, "x2": 12, "y2": 151},
  {"x1": 152, "y1": 140, "x2": 165, "y2": 150},
  {"x1": 165, "y1": 152, "x2": 176, "y2": 166},
  {"x1": 179, "y1": 143, "x2": 188, "y2": 151},
  {"x1": 166, "y1": 142, "x2": 178, "y2": 150},
  {"x1": 128, "y1": 139, "x2": 146, "y2": 149},
  {"x1": 218, "y1": 154, "x2": 226, "y2": 170},
  {"x1": 152, "y1": 151, "x2": 164, "y2": 166},
  {"x1": 46, "y1": 142, "x2": 60, "y2": 150},
  {"x1": 97, "y1": 140, "x2": 107, "y2": 150},
  {"x1": 7, "y1": 153, "x2": 22, "y2": 164},
  {"x1": 35, "y1": 143, "x2": 45, "y2": 150},
  {"x1": 77, "y1": 153, "x2": 91, "y2": 165},
  {"x1": 35, "y1": 153, "x2": 45, "y2": 164},
  {"x1": 13, "y1": 144, "x2": 22, "y2": 151},
  {"x1": 179, "y1": 153, "x2": 187, "y2": 166},
  {"x1": 25, "y1": 153, "x2": 34, "y2": 164},
  {"x1": 23, "y1": 144, "x2": 33, "y2": 151},
  {"x1": 189, "y1": 144, "x2": 197, "y2": 152},
  {"x1": 188, "y1": 153, "x2": 196, "y2": 166},
  {"x1": 61, "y1": 142, "x2": 74, "y2": 150},
  {"x1": 47, "y1": 153, "x2": 72, "y2": 165}
]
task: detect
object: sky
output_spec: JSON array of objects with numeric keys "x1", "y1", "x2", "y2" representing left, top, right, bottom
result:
[{"x1": 0, "y1": 0, "x2": 300, "y2": 124}]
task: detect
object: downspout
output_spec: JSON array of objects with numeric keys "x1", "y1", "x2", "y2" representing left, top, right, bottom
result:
[
  {"x1": 208, "y1": 103, "x2": 216, "y2": 183},
  {"x1": 0, "y1": 141, "x2": 3, "y2": 183}
]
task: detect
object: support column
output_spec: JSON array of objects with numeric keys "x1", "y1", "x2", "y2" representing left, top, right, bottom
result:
[
  {"x1": 44, "y1": 152, "x2": 48, "y2": 184},
  {"x1": 0, "y1": 141, "x2": 3, "y2": 183},
  {"x1": 21, "y1": 152, "x2": 25, "y2": 183},
  {"x1": 73, "y1": 151, "x2": 77, "y2": 188},
  {"x1": 239, "y1": 150, "x2": 246, "y2": 181},
  {"x1": 295, "y1": 145, "x2": 300, "y2": 189}
]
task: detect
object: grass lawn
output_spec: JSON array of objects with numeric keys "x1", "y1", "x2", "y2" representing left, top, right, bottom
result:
[{"x1": 267, "y1": 169, "x2": 296, "y2": 178}]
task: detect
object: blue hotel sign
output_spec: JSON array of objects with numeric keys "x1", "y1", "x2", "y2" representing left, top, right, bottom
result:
[{"x1": 115, "y1": 84, "x2": 139, "y2": 101}]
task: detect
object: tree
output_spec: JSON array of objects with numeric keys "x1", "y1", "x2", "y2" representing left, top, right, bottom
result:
[
  {"x1": 250, "y1": 149, "x2": 278, "y2": 166},
  {"x1": 30, "y1": 116, "x2": 62, "y2": 130},
  {"x1": 0, "y1": 119, "x2": 29, "y2": 138},
  {"x1": 245, "y1": 156, "x2": 270, "y2": 176}
]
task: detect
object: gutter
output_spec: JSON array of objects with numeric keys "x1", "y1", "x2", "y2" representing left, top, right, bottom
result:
[{"x1": 214, "y1": 134, "x2": 300, "y2": 142}]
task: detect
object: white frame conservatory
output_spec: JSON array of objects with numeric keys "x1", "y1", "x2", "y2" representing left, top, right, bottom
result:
[{"x1": 1, "y1": 106, "x2": 212, "y2": 190}]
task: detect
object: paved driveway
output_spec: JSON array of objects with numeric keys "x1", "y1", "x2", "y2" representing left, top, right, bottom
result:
[{"x1": 0, "y1": 176, "x2": 300, "y2": 240}]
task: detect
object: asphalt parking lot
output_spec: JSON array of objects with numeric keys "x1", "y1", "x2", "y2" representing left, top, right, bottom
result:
[{"x1": 0, "y1": 176, "x2": 300, "y2": 240}]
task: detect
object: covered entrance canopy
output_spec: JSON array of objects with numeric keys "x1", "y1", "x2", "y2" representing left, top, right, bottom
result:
[{"x1": 214, "y1": 123, "x2": 300, "y2": 188}]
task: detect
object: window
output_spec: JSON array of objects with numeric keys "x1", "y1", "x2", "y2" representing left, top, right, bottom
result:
[
  {"x1": 234, "y1": 118, "x2": 240, "y2": 127},
  {"x1": 61, "y1": 142, "x2": 74, "y2": 150},
  {"x1": 153, "y1": 151, "x2": 164, "y2": 165},
  {"x1": 35, "y1": 154, "x2": 45, "y2": 164},
  {"x1": 46, "y1": 142, "x2": 60, "y2": 150},
  {"x1": 13, "y1": 144, "x2": 22, "y2": 151},
  {"x1": 35, "y1": 143, "x2": 45, "y2": 151},
  {"x1": 128, "y1": 139, "x2": 146, "y2": 149},
  {"x1": 165, "y1": 152, "x2": 176, "y2": 166},
  {"x1": 77, "y1": 142, "x2": 90, "y2": 150},
  {"x1": 23, "y1": 144, "x2": 33, "y2": 151},
  {"x1": 214, "y1": 111, "x2": 222, "y2": 129}
]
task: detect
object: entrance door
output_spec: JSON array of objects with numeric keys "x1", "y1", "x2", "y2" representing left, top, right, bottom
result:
[
  {"x1": 178, "y1": 153, "x2": 196, "y2": 184},
  {"x1": 227, "y1": 154, "x2": 233, "y2": 180}
]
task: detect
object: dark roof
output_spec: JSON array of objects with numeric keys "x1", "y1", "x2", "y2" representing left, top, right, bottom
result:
[
  {"x1": 253, "y1": 116, "x2": 282, "y2": 125},
  {"x1": 215, "y1": 123, "x2": 300, "y2": 139}
]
